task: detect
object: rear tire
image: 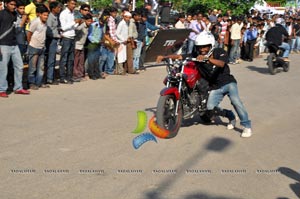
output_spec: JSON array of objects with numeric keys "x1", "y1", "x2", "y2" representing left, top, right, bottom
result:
[
  {"x1": 283, "y1": 61, "x2": 289, "y2": 72},
  {"x1": 267, "y1": 53, "x2": 276, "y2": 75},
  {"x1": 156, "y1": 95, "x2": 183, "y2": 138}
]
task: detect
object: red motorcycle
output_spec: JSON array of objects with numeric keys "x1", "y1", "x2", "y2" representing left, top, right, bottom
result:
[{"x1": 154, "y1": 57, "x2": 211, "y2": 138}]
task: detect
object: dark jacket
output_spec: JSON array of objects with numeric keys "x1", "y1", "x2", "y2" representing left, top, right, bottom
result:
[
  {"x1": 197, "y1": 48, "x2": 236, "y2": 89},
  {"x1": 0, "y1": 9, "x2": 17, "y2": 46},
  {"x1": 135, "y1": 21, "x2": 146, "y2": 42},
  {"x1": 191, "y1": 48, "x2": 237, "y2": 90},
  {"x1": 184, "y1": 48, "x2": 236, "y2": 89},
  {"x1": 266, "y1": 24, "x2": 289, "y2": 46}
]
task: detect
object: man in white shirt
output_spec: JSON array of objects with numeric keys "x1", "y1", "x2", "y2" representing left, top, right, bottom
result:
[
  {"x1": 59, "y1": 0, "x2": 80, "y2": 84},
  {"x1": 229, "y1": 16, "x2": 243, "y2": 64},
  {"x1": 175, "y1": 13, "x2": 185, "y2": 29},
  {"x1": 115, "y1": 11, "x2": 131, "y2": 75}
]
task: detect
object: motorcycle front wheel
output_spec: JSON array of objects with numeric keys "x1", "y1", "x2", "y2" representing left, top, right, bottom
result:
[
  {"x1": 156, "y1": 95, "x2": 183, "y2": 139},
  {"x1": 267, "y1": 53, "x2": 276, "y2": 75}
]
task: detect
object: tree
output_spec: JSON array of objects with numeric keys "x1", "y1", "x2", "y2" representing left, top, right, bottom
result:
[
  {"x1": 87, "y1": 0, "x2": 267, "y2": 15},
  {"x1": 267, "y1": 0, "x2": 287, "y2": 7},
  {"x1": 89, "y1": 0, "x2": 112, "y2": 10},
  {"x1": 185, "y1": 0, "x2": 260, "y2": 15}
]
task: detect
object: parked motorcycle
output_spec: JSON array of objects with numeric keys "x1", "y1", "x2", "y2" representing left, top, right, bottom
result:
[
  {"x1": 265, "y1": 42, "x2": 289, "y2": 75},
  {"x1": 154, "y1": 57, "x2": 211, "y2": 138}
]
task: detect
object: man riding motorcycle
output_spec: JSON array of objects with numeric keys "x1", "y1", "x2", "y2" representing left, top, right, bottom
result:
[
  {"x1": 157, "y1": 31, "x2": 252, "y2": 138},
  {"x1": 265, "y1": 18, "x2": 290, "y2": 62}
]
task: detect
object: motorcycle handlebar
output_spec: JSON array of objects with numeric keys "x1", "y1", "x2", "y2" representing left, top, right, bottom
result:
[
  {"x1": 162, "y1": 47, "x2": 215, "y2": 65},
  {"x1": 162, "y1": 57, "x2": 202, "y2": 69}
]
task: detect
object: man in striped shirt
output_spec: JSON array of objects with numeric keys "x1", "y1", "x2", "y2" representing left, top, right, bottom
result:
[{"x1": 105, "y1": 7, "x2": 119, "y2": 75}]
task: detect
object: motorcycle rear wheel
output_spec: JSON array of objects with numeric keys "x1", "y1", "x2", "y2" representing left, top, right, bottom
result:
[
  {"x1": 283, "y1": 61, "x2": 289, "y2": 72},
  {"x1": 156, "y1": 95, "x2": 183, "y2": 139},
  {"x1": 267, "y1": 53, "x2": 276, "y2": 75}
]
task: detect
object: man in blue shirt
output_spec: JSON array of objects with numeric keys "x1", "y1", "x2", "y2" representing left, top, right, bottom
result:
[
  {"x1": 243, "y1": 23, "x2": 258, "y2": 62},
  {"x1": 86, "y1": 17, "x2": 103, "y2": 79}
]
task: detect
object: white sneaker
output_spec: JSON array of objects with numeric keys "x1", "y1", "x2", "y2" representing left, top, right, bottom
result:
[
  {"x1": 227, "y1": 116, "x2": 236, "y2": 130},
  {"x1": 241, "y1": 128, "x2": 252, "y2": 138},
  {"x1": 227, "y1": 123, "x2": 235, "y2": 130}
]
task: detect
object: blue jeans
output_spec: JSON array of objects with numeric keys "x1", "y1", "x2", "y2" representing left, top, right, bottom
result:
[
  {"x1": 0, "y1": 45, "x2": 24, "y2": 92},
  {"x1": 290, "y1": 38, "x2": 296, "y2": 52},
  {"x1": 207, "y1": 82, "x2": 251, "y2": 128},
  {"x1": 133, "y1": 40, "x2": 143, "y2": 70},
  {"x1": 215, "y1": 42, "x2": 224, "y2": 49},
  {"x1": 187, "y1": 39, "x2": 195, "y2": 54},
  {"x1": 279, "y1": 42, "x2": 290, "y2": 58},
  {"x1": 28, "y1": 45, "x2": 45, "y2": 86},
  {"x1": 46, "y1": 38, "x2": 58, "y2": 81},
  {"x1": 99, "y1": 46, "x2": 115, "y2": 74},
  {"x1": 295, "y1": 36, "x2": 300, "y2": 51},
  {"x1": 229, "y1": 39, "x2": 240, "y2": 62},
  {"x1": 18, "y1": 44, "x2": 27, "y2": 57},
  {"x1": 103, "y1": 47, "x2": 115, "y2": 74},
  {"x1": 59, "y1": 37, "x2": 75, "y2": 81}
]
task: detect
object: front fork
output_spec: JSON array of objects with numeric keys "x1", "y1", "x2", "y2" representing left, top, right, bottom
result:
[{"x1": 163, "y1": 65, "x2": 185, "y2": 116}]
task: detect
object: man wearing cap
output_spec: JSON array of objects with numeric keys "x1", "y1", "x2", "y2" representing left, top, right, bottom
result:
[{"x1": 115, "y1": 11, "x2": 131, "y2": 75}]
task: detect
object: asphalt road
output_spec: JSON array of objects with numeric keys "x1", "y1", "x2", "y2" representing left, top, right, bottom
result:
[{"x1": 1, "y1": 54, "x2": 300, "y2": 199}]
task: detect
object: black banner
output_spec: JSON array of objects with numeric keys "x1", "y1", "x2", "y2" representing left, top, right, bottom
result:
[{"x1": 145, "y1": 29, "x2": 191, "y2": 63}]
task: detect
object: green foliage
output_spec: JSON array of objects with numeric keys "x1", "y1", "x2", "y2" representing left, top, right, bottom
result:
[
  {"x1": 267, "y1": 0, "x2": 287, "y2": 6},
  {"x1": 135, "y1": 0, "x2": 144, "y2": 8},
  {"x1": 185, "y1": 0, "x2": 257, "y2": 15},
  {"x1": 89, "y1": 0, "x2": 112, "y2": 9},
  {"x1": 88, "y1": 0, "x2": 146, "y2": 10},
  {"x1": 87, "y1": 0, "x2": 271, "y2": 15}
]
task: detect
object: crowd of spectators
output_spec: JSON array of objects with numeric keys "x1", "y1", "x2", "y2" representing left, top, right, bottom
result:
[
  {"x1": 0, "y1": 0, "x2": 162, "y2": 98},
  {"x1": 174, "y1": 8, "x2": 300, "y2": 64}
]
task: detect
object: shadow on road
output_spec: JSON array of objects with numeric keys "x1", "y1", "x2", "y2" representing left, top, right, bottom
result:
[
  {"x1": 143, "y1": 137, "x2": 234, "y2": 199},
  {"x1": 246, "y1": 66, "x2": 270, "y2": 74},
  {"x1": 181, "y1": 116, "x2": 243, "y2": 135},
  {"x1": 181, "y1": 116, "x2": 226, "y2": 128},
  {"x1": 277, "y1": 167, "x2": 300, "y2": 199},
  {"x1": 184, "y1": 192, "x2": 243, "y2": 199}
]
